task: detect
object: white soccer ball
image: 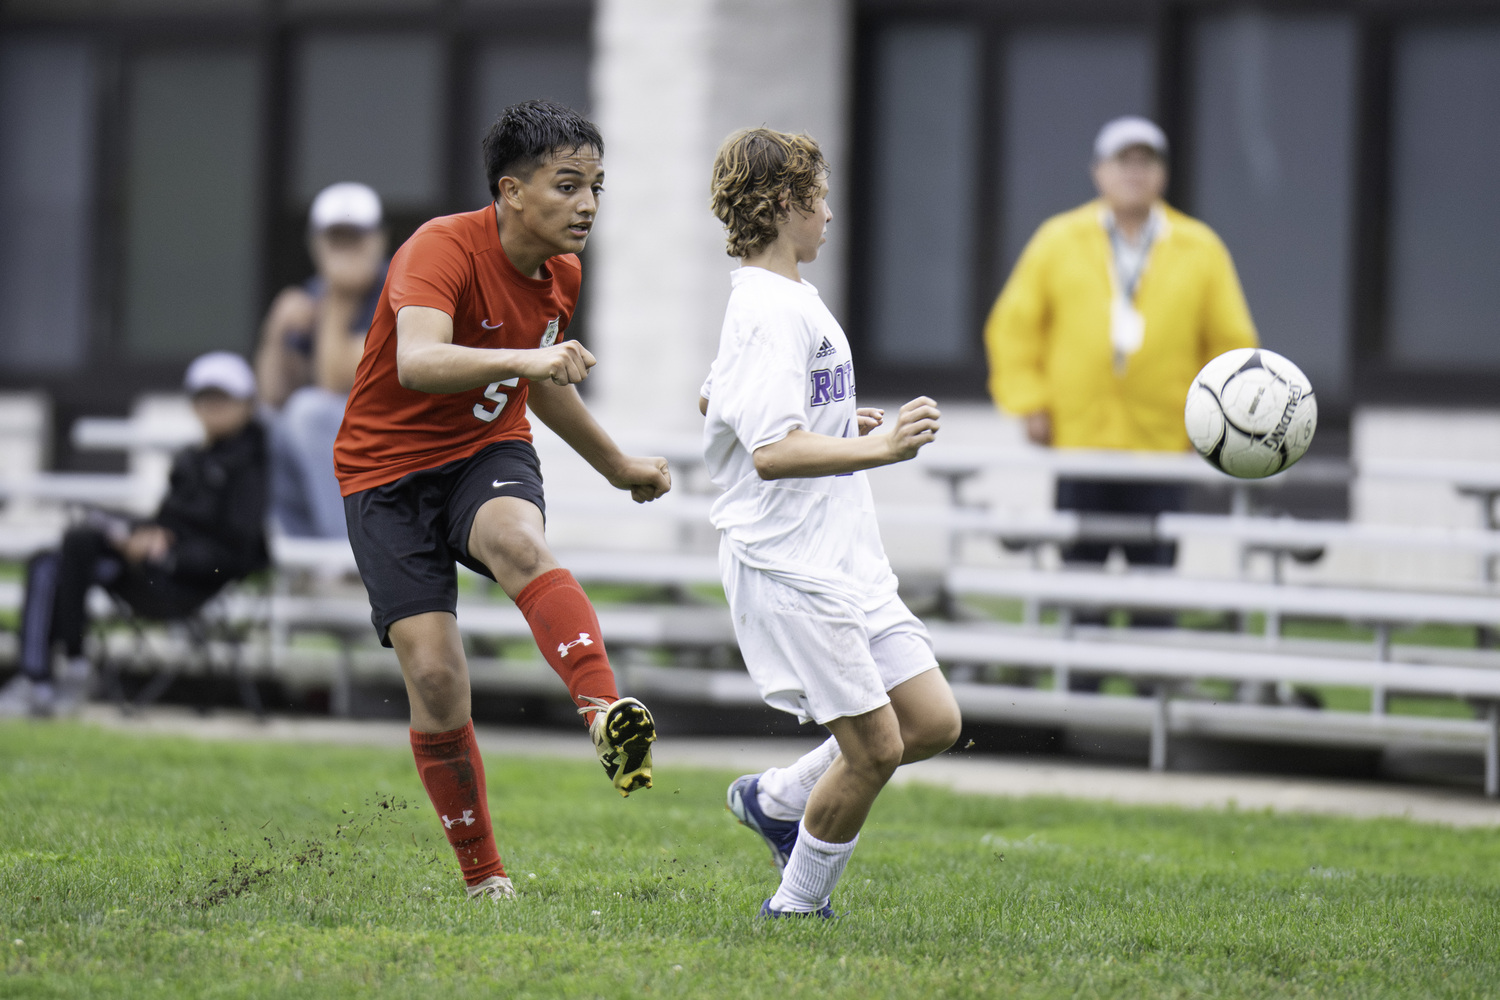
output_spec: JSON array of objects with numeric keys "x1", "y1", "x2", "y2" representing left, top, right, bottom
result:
[{"x1": 1183, "y1": 348, "x2": 1317, "y2": 479}]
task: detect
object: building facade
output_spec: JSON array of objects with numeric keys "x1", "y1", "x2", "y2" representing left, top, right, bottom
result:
[{"x1": 2, "y1": 0, "x2": 1498, "y2": 459}]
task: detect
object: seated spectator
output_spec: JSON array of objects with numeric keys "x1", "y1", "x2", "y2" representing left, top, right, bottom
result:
[
  {"x1": 0, "y1": 352, "x2": 269, "y2": 718},
  {"x1": 255, "y1": 181, "x2": 388, "y2": 538}
]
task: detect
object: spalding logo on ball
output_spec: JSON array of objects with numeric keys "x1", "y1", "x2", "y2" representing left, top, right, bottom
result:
[{"x1": 1184, "y1": 348, "x2": 1317, "y2": 479}]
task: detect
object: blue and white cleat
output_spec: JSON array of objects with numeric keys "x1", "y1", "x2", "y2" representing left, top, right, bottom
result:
[
  {"x1": 726, "y1": 773, "x2": 800, "y2": 870},
  {"x1": 759, "y1": 898, "x2": 835, "y2": 919}
]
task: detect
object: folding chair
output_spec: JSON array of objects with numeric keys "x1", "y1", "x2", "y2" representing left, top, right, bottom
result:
[{"x1": 95, "y1": 576, "x2": 268, "y2": 718}]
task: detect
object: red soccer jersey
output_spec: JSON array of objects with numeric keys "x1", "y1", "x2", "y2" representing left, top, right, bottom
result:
[{"x1": 334, "y1": 205, "x2": 581, "y2": 495}]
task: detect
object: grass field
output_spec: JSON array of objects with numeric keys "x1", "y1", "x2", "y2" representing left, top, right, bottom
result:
[{"x1": 2, "y1": 723, "x2": 1498, "y2": 999}]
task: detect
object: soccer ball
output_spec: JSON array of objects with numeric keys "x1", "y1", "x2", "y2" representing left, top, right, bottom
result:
[{"x1": 1184, "y1": 348, "x2": 1317, "y2": 479}]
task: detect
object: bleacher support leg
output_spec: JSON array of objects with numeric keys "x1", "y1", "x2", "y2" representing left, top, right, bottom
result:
[
  {"x1": 1150, "y1": 686, "x2": 1169, "y2": 772},
  {"x1": 1485, "y1": 704, "x2": 1499, "y2": 799},
  {"x1": 1375, "y1": 624, "x2": 1392, "y2": 661},
  {"x1": 332, "y1": 637, "x2": 353, "y2": 718}
]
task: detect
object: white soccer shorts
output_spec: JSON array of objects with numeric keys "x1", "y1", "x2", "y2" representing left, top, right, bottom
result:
[{"x1": 720, "y1": 545, "x2": 939, "y2": 725}]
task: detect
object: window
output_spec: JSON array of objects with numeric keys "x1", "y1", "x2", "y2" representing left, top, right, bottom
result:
[
  {"x1": 1191, "y1": 11, "x2": 1358, "y2": 404},
  {"x1": 998, "y1": 27, "x2": 1154, "y2": 275},
  {"x1": 0, "y1": 37, "x2": 95, "y2": 374},
  {"x1": 1385, "y1": 24, "x2": 1500, "y2": 372},
  {"x1": 121, "y1": 49, "x2": 263, "y2": 361},
  {"x1": 292, "y1": 33, "x2": 446, "y2": 211},
  {"x1": 863, "y1": 23, "x2": 982, "y2": 371}
]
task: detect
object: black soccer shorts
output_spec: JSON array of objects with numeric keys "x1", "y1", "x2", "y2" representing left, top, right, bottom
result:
[{"x1": 343, "y1": 439, "x2": 546, "y2": 646}]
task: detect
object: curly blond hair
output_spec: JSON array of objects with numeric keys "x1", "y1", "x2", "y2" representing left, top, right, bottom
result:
[{"x1": 710, "y1": 128, "x2": 827, "y2": 258}]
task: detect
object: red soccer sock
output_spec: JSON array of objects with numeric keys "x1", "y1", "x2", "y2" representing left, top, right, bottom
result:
[
  {"x1": 409, "y1": 721, "x2": 506, "y2": 886},
  {"x1": 514, "y1": 568, "x2": 620, "y2": 720}
]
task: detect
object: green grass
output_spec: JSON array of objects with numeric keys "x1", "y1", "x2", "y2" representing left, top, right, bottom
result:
[{"x1": 3, "y1": 723, "x2": 1499, "y2": 999}]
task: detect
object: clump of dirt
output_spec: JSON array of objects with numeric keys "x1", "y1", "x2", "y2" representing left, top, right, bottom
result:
[{"x1": 187, "y1": 794, "x2": 415, "y2": 908}]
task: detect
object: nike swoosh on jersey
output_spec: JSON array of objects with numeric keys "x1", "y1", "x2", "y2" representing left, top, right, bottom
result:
[
  {"x1": 481, "y1": 319, "x2": 503, "y2": 330},
  {"x1": 492, "y1": 480, "x2": 521, "y2": 488}
]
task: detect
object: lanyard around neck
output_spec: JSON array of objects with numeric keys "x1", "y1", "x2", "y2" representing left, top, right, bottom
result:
[{"x1": 1106, "y1": 211, "x2": 1158, "y2": 301}]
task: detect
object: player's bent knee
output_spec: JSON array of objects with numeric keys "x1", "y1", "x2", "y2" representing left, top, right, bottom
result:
[
  {"x1": 855, "y1": 733, "x2": 905, "y2": 778},
  {"x1": 907, "y1": 710, "x2": 962, "y2": 761},
  {"x1": 470, "y1": 522, "x2": 555, "y2": 587},
  {"x1": 475, "y1": 533, "x2": 545, "y2": 575},
  {"x1": 403, "y1": 656, "x2": 464, "y2": 706}
]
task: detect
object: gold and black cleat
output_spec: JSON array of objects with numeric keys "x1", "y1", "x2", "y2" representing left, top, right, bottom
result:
[{"x1": 578, "y1": 695, "x2": 657, "y2": 797}]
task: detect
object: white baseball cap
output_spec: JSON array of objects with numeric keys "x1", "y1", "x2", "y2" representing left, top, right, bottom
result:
[
  {"x1": 184, "y1": 351, "x2": 257, "y2": 400},
  {"x1": 308, "y1": 182, "x2": 382, "y2": 231},
  {"x1": 1093, "y1": 116, "x2": 1168, "y2": 162}
]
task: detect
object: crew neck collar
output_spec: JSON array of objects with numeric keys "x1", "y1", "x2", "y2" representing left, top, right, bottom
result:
[{"x1": 733, "y1": 264, "x2": 818, "y2": 296}]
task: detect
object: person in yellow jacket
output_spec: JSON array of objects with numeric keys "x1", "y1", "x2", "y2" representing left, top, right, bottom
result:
[
  {"x1": 987, "y1": 115, "x2": 1257, "y2": 453},
  {"x1": 985, "y1": 116, "x2": 1257, "y2": 660}
]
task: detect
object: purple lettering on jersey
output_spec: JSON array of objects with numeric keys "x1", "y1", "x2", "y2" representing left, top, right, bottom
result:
[
  {"x1": 810, "y1": 369, "x2": 833, "y2": 406},
  {"x1": 811, "y1": 362, "x2": 856, "y2": 408}
]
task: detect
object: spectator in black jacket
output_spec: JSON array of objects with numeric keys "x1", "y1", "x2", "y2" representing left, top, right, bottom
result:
[{"x1": 1, "y1": 352, "x2": 269, "y2": 717}]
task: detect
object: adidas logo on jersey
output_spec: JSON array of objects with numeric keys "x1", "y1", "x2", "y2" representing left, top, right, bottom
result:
[{"x1": 815, "y1": 337, "x2": 837, "y2": 358}]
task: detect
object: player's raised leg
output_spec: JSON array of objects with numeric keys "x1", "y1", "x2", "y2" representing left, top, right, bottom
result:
[
  {"x1": 390, "y1": 611, "x2": 514, "y2": 899},
  {"x1": 467, "y1": 495, "x2": 656, "y2": 796}
]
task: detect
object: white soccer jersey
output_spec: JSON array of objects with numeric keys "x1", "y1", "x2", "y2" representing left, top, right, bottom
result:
[{"x1": 701, "y1": 266, "x2": 898, "y2": 606}]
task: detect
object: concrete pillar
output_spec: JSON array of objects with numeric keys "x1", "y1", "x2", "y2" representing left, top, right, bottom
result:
[{"x1": 589, "y1": 0, "x2": 851, "y2": 436}]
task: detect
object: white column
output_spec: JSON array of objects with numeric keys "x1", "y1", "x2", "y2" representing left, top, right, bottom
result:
[{"x1": 589, "y1": 0, "x2": 852, "y2": 437}]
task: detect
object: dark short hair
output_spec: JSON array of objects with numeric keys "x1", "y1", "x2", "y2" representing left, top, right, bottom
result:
[{"x1": 482, "y1": 100, "x2": 604, "y2": 199}]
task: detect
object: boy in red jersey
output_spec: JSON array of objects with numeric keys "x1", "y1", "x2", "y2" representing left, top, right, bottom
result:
[{"x1": 334, "y1": 101, "x2": 669, "y2": 901}]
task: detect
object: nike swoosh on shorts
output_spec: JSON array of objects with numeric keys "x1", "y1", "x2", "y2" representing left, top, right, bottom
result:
[{"x1": 492, "y1": 480, "x2": 521, "y2": 488}]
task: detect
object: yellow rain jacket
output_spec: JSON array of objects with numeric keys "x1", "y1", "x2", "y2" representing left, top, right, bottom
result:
[{"x1": 984, "y1": 200, "x2": 1257, "y2": 452}]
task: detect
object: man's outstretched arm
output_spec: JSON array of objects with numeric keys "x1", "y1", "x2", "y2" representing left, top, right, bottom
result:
[
  {"x1": 394, "y1": 305, "x2": 595, "y2": 392},
  {"x1": 529, "y1": 379, "x2": 672, "y2": 503},
  {"x1": 752, "y1": 397, "x2": 940, "y2": 480}
]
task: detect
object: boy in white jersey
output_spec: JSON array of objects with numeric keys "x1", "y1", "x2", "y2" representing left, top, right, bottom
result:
[{"x1": 699, "y1": 128, "x2": 962, "y2": 917}]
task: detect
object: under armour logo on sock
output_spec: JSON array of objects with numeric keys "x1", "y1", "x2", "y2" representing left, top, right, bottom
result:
[
  {"x1": 441, "y1": 810, "x2": 476, "y2": 829},
  {"x1": 557, "y1": 633, "x2": 594, "y2": 657}
]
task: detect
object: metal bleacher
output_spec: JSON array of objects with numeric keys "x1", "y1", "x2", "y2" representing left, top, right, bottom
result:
[
  {"x1": 3, "y1": 395, "x2": 1500, "y2": 795},
  {"x1": 908, "y1": 444, "x2": 1500, "y2": 795}
]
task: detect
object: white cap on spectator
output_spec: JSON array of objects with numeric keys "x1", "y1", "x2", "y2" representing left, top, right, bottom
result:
[
  {"x1": 1093, "y1": 116, "x2": 1169, "y2": 161},
  {"x1": 308, "y1": 182, "x2": 382, "y2": 231},
  {"x1": 184, "y1": 351, "x2": 256, "y2": 400}
]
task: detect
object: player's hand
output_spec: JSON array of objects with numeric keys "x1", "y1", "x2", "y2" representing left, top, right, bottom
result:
[
  {"x1": 608, "y1": 455, "x2": 672, "y2": 503},
  {"x1": 886, "y1": 396, "x2": 940, "y2": 462},
  {"x1": 517, "y1": 341, "x2": 596, "y2": 386},
  {"x1": 122, "y1": 525, "x2": 173, "y2": 564},
  {"x1": 856, "y1": 407, "x2": 885, "y2": 436}
]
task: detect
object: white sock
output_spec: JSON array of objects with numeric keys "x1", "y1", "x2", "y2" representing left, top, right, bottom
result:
[
  {"x1": 768, "y1": 820, "x2": 857, "y2": 912},
  {"x1": 757, "y1": 736, "x2": 840, "y2": 821}
]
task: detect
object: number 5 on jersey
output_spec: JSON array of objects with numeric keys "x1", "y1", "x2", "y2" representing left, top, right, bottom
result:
[{"x1": 474, "y1": 377, "x2": 520, "y2": 422}]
